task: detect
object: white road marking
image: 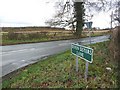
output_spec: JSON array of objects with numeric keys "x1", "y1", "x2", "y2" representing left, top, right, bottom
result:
[
  {"x1": 12, "y1": 63, "x2": 17, "y2": 65},
  {"x1": 1, "y1": 48, "x2": 37, "y2": 56},
  {"x1": 59, "y1": 43, "x2": 71, "y2": 46},
  {"x1": 1, "y1": 49, "x2": 28, "y2": 55},
  {"x1": 21, "y1": 60, "x2": 25, "y2": 61}
]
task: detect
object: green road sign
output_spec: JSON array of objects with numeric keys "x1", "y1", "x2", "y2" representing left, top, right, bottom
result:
[{"x1": 71, "y1": 43, "x2": 93, "y2": 63}]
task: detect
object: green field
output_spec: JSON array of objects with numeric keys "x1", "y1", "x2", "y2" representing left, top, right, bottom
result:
[{"x1": 2, "y1": 41, "x2": 117, "y2": 88}]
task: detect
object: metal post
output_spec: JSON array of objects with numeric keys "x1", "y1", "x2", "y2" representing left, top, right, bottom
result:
[
  {"x1": 110, "y1": 11, "x2": 113, "y2": 30},
  {"x1": 76, "y1": 56, "x2": 78, "y2": 72},
  {"x1": 84, "y1": 21, "x2": 92, "y2": 81},
  {"x1": 89, "y1": 28, "x2": 91, "y2": 44},
  {"x1": 85, "y1": 23, "x2": 91, "y2": 81},
  {"x1": 85, "y1": 61, "x2": 89, "y2": 81}
]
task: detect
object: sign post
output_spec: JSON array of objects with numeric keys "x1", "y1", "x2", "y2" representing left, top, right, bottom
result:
[
  {"x1": 84, "y1": 21, "x2": 93, "y2": 81},
  {"x1": 72, "y1": 43, "x2": 93, "y2": 74},
  {"x1": 76, "y1": 56, "x2": 78, "y2": 72},
  {"x1": 85, "y1": 61, "x2": 89, "y2": 81},
  {"x1": 71, "y1": 21, "x2": 93, "y2": 81},
  {"x1": 71, "y1": 43, "x2": 93, "y2": 80}
]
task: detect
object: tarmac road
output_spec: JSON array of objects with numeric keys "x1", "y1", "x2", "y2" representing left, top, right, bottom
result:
[{"x1": 0, "y1": 35, "x2": 110, "y2": 77}]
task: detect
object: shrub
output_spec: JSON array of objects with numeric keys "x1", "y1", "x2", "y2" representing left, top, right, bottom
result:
[
  {"x1": 7, "y1": 32, "x2": 18, "y2": 40},
  {"x1": 17, "y1": 34, "x2": 27, "y2": 40},
  {"x1": 27, "y1": 33, "x2": 40, "y2": 40}
]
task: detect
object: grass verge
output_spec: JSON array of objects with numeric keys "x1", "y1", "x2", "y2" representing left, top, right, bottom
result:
[
  {"x1": 2, "y1": 41, "x2": 117, "y2": 88},
  {"x1": 1, "y1": 36, "x2": 76, "y2": 46}
]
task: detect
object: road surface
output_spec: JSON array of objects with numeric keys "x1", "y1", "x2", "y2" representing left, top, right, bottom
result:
[{"x1": 0, "y1": 35, "x2": 110, "y2": 77}]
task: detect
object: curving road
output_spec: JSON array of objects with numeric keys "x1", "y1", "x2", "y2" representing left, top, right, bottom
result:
[{"x1": 0, "y1": 35, "x2": 110, "y2": 77}]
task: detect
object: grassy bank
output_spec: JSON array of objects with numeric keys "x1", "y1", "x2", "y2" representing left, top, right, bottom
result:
[
  {"x1": 2, "y1": 41, "x2": 117, "y2": 88},
  {"x1": 2, "y1": 36, "x2": 76, "y2": 46}
]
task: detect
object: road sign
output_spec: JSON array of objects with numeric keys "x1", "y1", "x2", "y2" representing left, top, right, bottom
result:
[
  {"x1": 85, "y1": 22, "x2": 93, "y2": 29},
  {"x1": 71, "y1": 43, "x2": 93, "y2": 63}
]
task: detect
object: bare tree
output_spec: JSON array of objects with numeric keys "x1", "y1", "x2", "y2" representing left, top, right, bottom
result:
[
  {"x1": 45, "y1": 0, "x2": 120, "y2": 37},
  {"x1": 85, "y1": 0, "x2": 120, "y2": 25},
  {"x1": 45, "y1": 0, "x2": 85, "y2": 38},
  {"x1": 45, "y1": 0, "x2": 75, "y2": 28}
]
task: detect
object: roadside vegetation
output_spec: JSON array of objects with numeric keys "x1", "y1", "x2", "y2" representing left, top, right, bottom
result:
[
  {"x1": 1, "y1": 31, "x2": 75, "y2": 45},
  {"x1": 1, "y1": 29, "x2": 110, "y2": 45},
  {"x1": 2, "y1": 41, "x2": 117, "y2": 88}
]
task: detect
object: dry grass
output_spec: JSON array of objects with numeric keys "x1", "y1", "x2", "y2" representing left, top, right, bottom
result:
[
  {"x1": 109, "y1": 26, "x2": 120, "y2": 88},
  {"x1": 109, "y1": 27, "x2": 120, "y2": 60}
]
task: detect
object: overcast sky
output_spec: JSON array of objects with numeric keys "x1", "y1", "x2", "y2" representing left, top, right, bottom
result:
[{"x1": 0, "y1": 0, "x2": 114, "y2": 29}]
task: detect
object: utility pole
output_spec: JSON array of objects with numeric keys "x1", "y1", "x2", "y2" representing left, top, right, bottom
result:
[
  {"x1": 110, "y1": 11, "x2": 113, "y2": 29},
  {"x1": 118, "y1": 1, "x2": 120, "y2": 26}
]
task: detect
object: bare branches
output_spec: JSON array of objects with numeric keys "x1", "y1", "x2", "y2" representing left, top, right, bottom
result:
[
  {"x1": 84, "y1": 0, "x2": 120, "y2": 25},
  {"x1": 45, "y1": 0, "x2": 75, "y2": 28},
  {"x1": 45, "y1": 0, "x2": 120, "y2": 29}
]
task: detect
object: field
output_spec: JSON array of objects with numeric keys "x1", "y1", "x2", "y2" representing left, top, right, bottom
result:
[
  {"x1": 0, "y1": 27, "x2": 110, "y2": 45},
  {"x1": 2, "y1": 41, "x2": 117, "y2": 88}
]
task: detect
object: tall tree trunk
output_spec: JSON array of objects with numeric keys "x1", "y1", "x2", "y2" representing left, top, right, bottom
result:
[{"x1": 74, "y1": 2, "x2": 84, "y2": 38}]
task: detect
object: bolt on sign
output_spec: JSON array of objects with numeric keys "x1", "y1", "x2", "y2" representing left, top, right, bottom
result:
[{"x1": 71, "y1": 43, "x2": 93, "y2": 63}]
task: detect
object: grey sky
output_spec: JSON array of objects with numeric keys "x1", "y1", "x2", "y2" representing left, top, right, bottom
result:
[{"x1": 0, "y1": 0, "x2": 114, "y2": 29}]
